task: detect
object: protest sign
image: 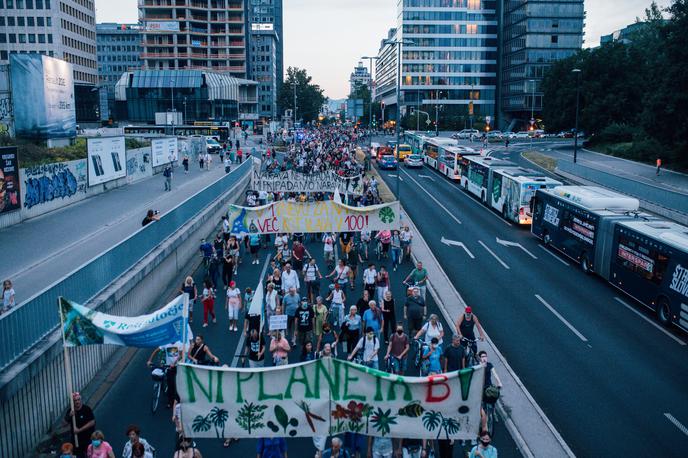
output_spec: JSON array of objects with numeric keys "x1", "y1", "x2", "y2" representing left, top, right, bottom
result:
[
  {"x1": 59, "y1": 295, "x2": 187, "y2": 347},
  {"x1": 177, "y1": 359, "x2": 484, "y2": 439},
  {"x1": 251, "y1": 169, "x2": 364, "y2": 195},
  {"x1": 269, "y1": 314, "x2": 288, "y2": 331},
  {"x1": 226, "y1": 200, "x2": 400, "y2": 234}
]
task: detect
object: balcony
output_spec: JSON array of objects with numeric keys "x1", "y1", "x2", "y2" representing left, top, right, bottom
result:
[
  {"x1": 139, "y1": 1, "x2": 175, "y2": 7},
  {"x1": 228, "y1": 41, "x2": 244, "y2": 48},
  {"x1": 141, "y1": 14, "x2": 176, "y2": 20}
]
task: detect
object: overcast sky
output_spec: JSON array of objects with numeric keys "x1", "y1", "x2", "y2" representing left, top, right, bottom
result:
[{"x1": 96, "y1": 0, "x2": 672, "y2": 99}]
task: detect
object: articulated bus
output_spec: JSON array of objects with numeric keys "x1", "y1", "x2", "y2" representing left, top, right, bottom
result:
[
  {"x1": 460, "y1": 156, "x2": 516, "y2": 204},
  {"x1": 432, "y1": 145, "x2": 480, "y2": 180},
  {"x1": 422, "y1": 137, "x2": 458, "y2": 169},
  {"x1": 531, "y1": 186, "x2": 688, "y2": 331},
  {"x1": 490, "y1": 167, "x2": 562, "y2": 224},
  {"x1": 403, "y1": 131, "x2": 429, "y2": 155}
]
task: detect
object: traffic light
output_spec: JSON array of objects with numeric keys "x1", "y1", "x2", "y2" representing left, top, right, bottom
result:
[
  {"x1": 410, "y1": 107, "x2": 415, "y2": 115},
  {"x1": 486, "y1": 125, "x2": 491, "y2": 132}
]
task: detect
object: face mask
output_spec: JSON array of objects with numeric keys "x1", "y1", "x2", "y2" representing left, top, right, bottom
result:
[
  {"x1": 396, "y1": 330, "x2": 403, "y2": 335},
  {"x1": 367, "y1": 334, "x2": 374, "y2": 340},
  {"x1": 480, "y1": 440, "x2": 490, "y2": 447},
  {"x1": 92, "y1": 440, "x2": 101, "y2": 448}
]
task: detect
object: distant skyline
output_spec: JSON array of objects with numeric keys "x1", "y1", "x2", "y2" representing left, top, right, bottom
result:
[{"x1": 95, "y1": 0, "x2": 672, "y2": 99}]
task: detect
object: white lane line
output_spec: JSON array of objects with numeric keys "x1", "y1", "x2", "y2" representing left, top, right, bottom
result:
[
  {"x1": 496, "y1": 237, "x2": 538, "y2": 259},
  {"x1": 538, "y1": 244, "x2": 570, "y2": 266},
  {"x1": 418, "y1": 174, "x2": 435, "y2": 181},
  {"x1": 387, "y1": 174, "x2": 404, "y2": 181},
  {"x1": 664, "y1": 413, "x2": 688, "y2": 437},
  {"x1": 478, "y1": 240, "x2": 510, "y2": 269},
  {"x1": 535, "y1": 294, "x2": 589, "y2": 342},
  {"x1": 231, "y1": 253, "x2": 272, "y2": 367},
  {"x1": 400, "y1": 170, "x2": 462, "y2": 225},
  {"x1": 614, "y1": 297, "x2": 686, "y2": 346}
]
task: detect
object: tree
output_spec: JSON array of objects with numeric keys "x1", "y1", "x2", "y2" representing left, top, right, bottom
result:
[{"x1": 277, "y1": 67, "x2": 327, "y2": 123}]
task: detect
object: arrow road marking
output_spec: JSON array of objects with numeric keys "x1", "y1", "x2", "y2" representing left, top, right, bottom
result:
[
  {"x1": 614, "y1": 297, "x2": 686, "y2": 345},
  {"x1": 496, "y1": 237, "x2": 538, "y2": 259},
  {"x1": 535, "y1": 294, "x2": 589, "y2": 342},
  {"x1": 418, "y1": 174, "x2": 435, "y2": 181},
  {"x1": 441, "y1": 237, "x2": 475, "y2": 259},
  {"x1": 387, "y1": 174, "x2": 404, "y2": 181},
  {"x1": 478, "y1": 240, "x2": 510, "y2": 269},
  {"x1": 664, "y1": 413, "x2": 688, "y2": 437}
]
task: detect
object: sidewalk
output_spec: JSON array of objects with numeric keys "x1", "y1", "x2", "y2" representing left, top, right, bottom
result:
[{"x1": 0, "y1": 135, "x2": 263, "y2": 306}]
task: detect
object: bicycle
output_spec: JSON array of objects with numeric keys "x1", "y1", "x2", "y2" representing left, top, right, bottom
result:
[
  {"x1": 483, "y1": 387, "x2": 500, "y2": 437},
  {"x1": 385, "y1": 354, "x2": 403, "y2": 375},
  {"x1": 461, "y1": 337, "x2": 478, "y2": 368},
  {"x1": 412, "y1": 338, "x2": 430, "y2": 376},
  {"x1": 150, "y1": 365, "x2": 168, "y2": 413}
]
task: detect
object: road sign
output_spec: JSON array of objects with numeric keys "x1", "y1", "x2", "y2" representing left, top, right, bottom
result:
[
  {"x1": 485, "y1": 116, "x2": 491, "y2": 125},
  {"x1": 426, "y1": 119, "x2": 431, "y2": 125},
  {"x1": 530, "y1": 118, "x2": 536, "y2": 126}
]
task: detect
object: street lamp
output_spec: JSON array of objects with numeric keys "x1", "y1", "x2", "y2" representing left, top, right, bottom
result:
[
  {"x1": 435, "y1": 90, "x2": 443, "y2": 136},
  {"x1": 383, "y1": 37, "x2": 415, "y2": 202},
  {"x1": 361, "y1": 55, "x2": 379, "y2": 145},
  {"x1": 572, "y1": 68, "x2": 582, "y2": 163}
]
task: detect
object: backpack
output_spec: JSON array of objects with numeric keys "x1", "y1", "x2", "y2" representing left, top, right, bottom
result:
[{"x1": 163, "y1": 167, "x2": 171, "y2": 178}]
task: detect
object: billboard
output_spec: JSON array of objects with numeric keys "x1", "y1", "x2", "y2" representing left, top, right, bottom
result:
[
  {"x1": 145, "y1": 21, "x2": 180, "y2": 32},
  {"x1": 87, "y1": 136, "x2": 126, "y2": 186},
  {"x1": 10, "y1": 54, "x2": 76, "y2": 139},
  {"x1": 251, "y1": 23, "x2": 274, "y2": 31},
  {"x1": 151, "y1": 137, "x2": 178, "y2": 167},
  {"x1": 0, "y1": 146, "x2": 20, "y2": 214}
]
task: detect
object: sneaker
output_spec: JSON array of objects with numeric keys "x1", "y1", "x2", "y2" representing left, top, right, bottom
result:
[
  {"x1": 213, "y1": 318, "x2": 217, "y2": 323},
  {"x1": 203, "y1": 323, "x2": 208, "y2": 328}
]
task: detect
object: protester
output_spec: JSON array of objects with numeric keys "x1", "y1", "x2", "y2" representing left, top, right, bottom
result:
[
  {"x1": 85, "y1": 430, "x2": 114, "y2": 458},
  {"x1": 188, "y1": 335, "x2": 220, "y2": 365},
  {"x1": 179, "y1": 276, "x2": 197, "y2": 323},
  {"x1": 404, "y1": 261, "x2": 428, "y2": 301},
  {"x1": 225, "y1": 280, "x2": 242, "y2": 332},
  {"x1": 201, "y1": 279, "x2": 216, "y2": 327},
  {"x1": 322, "y1": 437, "x2": 350, "y2": 458},
  {"x1": 385, "y1": 322, "x2": 410, "y2": 374},
  {"x1": 404, "y1": 287, "x2": 426, "y2": 336},
  {"x1": 342, "y1": 305, "x2": 362, "y2": 353},
  {"x1": 380, "y1": 290, "x2": 396, "y2": 342},
  {"x1": 470, "y1": 431, "x2": 498, "y2": 458},
  {"x1": 270, "y1": 330, "x2": 291, "y2": 365},
  {"x1": 163, "y1": 164, "x2": 173, "y2": 191},
  {"x1": 63, "y1": 392, "x2": 96, "y2": 458},
  {"x1": 121, "y1": 425, "x2": 155, "y2": 458},
  {"x1": 256, "y1": 437, "x2": 287, "y2": 458},
  {"x1": 245, "y1": 329, "x2": 266, "y2": 368},
  {"x1": 362, "y1": 300, "x2": 383, "y2": 340},
  {"x1": 348, "y1": 326, "x2": 380, "y2": 369},
  {"x1": 325, "y1": 282, "x2": 346, "y2": 329},
  {"x1": 173, "y1": 436, "x2": 201, "y2": 458}
]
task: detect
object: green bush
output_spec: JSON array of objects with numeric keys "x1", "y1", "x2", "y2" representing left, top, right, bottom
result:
[{"x1": 596, "y1": 123, "x2": 634, "y2": 144}]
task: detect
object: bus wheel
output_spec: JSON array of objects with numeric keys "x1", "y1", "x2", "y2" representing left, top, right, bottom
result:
[
  {"x1": 580, "y1": 255, "x2": 591, "y2": 274},
  {"x1": 656, "y1": 297, "x2": 671, "y2": 326},
  {"x1": 543, "y1": 232, "x2": 551, "y2": 245}
]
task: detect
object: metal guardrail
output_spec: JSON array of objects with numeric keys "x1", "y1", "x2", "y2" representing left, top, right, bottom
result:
[
  {"x1": 557, "y1": 160, "x2": 688, "y2": 215},
  {"x1": 0, "y1": 160, "x2": 251, "y2": 371}
]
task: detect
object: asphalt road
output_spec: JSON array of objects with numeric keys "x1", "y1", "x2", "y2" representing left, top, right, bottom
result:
[
  {"x1": 91, "y1": 235, "x2": 522, "y2": 458},
  {"x1": 373, "y1": 149, "x2": 688, "y2": 457}
]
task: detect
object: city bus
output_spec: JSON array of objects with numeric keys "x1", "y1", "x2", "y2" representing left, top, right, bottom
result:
[
  {"x1": 422, "y1": 137, "x2": 458, "y2": 169},
  {"x1": 531, "y1": 186, "x2": 642, "y2": 273},
  {"x1": 489, "y1": 167, "x2": 562, "y2": 224},
  {"x1": 608, "y1": 219, "x2": 688, "y2": 330},
  {"x1": 124, "y1": 124, "x2": 230, "y2": 142},
  {"x1": 431, "y1": 145, "x2": 480, "y2": 181},
  {"x1": 460, "y1": 156, "x2": 516, "y2": 204}
]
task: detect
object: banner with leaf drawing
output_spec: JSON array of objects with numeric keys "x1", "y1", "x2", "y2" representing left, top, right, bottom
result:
[
  {"x1": 226, "y1": 199, "x2": 400, "y2": 234},
  {"x1": 177, "y1": 359, "x2": 484, "y2": 440}
]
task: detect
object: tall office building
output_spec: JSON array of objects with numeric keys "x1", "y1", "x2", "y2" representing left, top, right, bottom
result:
[
  {"x1": 349, "y1": 61, "x2": 371, "y2": 94},
  {"x1": 374, "y1": 28, "x2": 398, "y2": 127},
  {"x1": 0, "y1": 0, "x2": 97, "y2": 85},
  {"x1": 500, "y1": 0, "x2": 584, "y2": 129},
  {"x1": 138, "y1": 0, "x2": 248, "y2": 78},
  {"x1": 97, "y1": 23, "x2": 141, "y2": 120},
  {"x1": 247, "y1": 0, "x2": 283, "y2": 120},
  {"x1": 395, "y1": 0, "x2": 499, "y2": 127}
]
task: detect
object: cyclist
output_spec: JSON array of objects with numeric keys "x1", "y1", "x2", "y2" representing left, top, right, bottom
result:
[
  {"x1": 469, "y1": 431, "x2": 498, "y2": 458},
  {"x1": 348, "y1": 327, "x2": 380, "y2": 369},
  {"x1": 384, "y1": 322, "x2": 409, "y2": 374},
  {"x1": 479, "y1": 350, "x2": 503, "y2": 433},
  {"x1": 199, "y1": 238, "x2": 214, "y2": 269},
  {"x1": 456, "y1": 306, "x2": 486, "y2": 368},
  {"x1": 146, "y1": 340, "x2": 183, "y2": 408},
  {"x1": 404, "y1": 261, "x2": 428, "y2": 301}
]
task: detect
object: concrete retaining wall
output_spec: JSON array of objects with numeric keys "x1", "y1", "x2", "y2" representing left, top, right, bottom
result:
[{"x1": 0, "y1": 169, "x2": 250, "y2": 458}]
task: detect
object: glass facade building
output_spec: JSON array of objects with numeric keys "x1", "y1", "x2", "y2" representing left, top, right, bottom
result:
[
  {"x1": 97, "y1": 23, "x2": 141, "y2": 120},
  {"x1": 247, "y1": 0, "x2": 283, "y2": 120}
]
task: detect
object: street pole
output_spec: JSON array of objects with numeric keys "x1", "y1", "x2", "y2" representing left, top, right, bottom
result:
[
  {"x1": 170, "y1": 78, "x2": 175, "y2": 136},
  {"x1": 293, "y1": 80, "x2": 297, "y2": 127},
  {"x1": 572, "y1": 68, "x2": 582, "y2": 163},
  {"x1": 416, "y1": 90, "x2": 420, "y2": 132},
  {"x1": 529, "y1": 79, "x2": 536, "y2": 148},
  {"x1": 435, "y1": 90, "x2": 440, "y2": 136},
  {"x1": 395, "y1": 42, "x2": 402, "y2": 200},
  {"x1": 361, "y1": 56, "x2": 379, "y2": 144}
]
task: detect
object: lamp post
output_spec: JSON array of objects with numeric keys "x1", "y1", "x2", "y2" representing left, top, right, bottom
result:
[
  {"x1": 361, "y1": 56, "x2": 379, "y2": 144},
  {"x1": 435, "y1": 90, "x2": 442, "y2": 136},
  {"x1": 383, "y1": 37, "x2": 415, "y2": 201},
  {"x1": 572, "y1": 68, "x2": 582, "y2": 163},
  {"x1": 293, "y1": 80, "x2": 297, "y2": 128}
]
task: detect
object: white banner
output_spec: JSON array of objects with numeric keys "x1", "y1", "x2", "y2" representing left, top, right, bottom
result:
[
  {"x1": 251, "y1": 169, "x2": 364, "y2": 195},
  {"x1": 269, "y1": 314, "x2": 288, "y2": 331},
  {"x1": 151, "y1": 137, "x2": 178, "y2": 167},
  {"x1": 87, "y1": 136, "x2": 126, "y2": 186},
  {"x1": 226, "y1": 200, "x2": 400, "y2": 234},
  {"x1": 178, "y1": 360, "x2": 484, "y2": 439},
  {"x1": 145, "y1": 21, "x2": 180, "y2": 32}
]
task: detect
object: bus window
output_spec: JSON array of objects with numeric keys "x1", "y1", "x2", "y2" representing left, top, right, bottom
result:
[
  {"x1": 616, "y1": 235, "x2": 671, "y2": 284},
  {"x1": 492, "y1": 174, "x2": 502, "y2": 201}
]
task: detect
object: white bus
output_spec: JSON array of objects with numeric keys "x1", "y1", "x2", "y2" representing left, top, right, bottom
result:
[
  {"x1": 422, "y1": 137, "x2": 458, "y2": 169},
  {"x1": 490, "y1": 167, "x2": 562, "y2": 224},
  {"x1": 433, "y1": 145, "x2": 481, "y2": 180},
  {"x1": 460, "y1": 156, "x2": 517, "y2": 204}
]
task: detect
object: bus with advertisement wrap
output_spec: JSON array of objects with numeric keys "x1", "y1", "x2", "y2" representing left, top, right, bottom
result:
[
  {"x1": 460, "y1": 156, "x2": 516, "y2": 204},
  {"x1": 489, "y1": 167, "x2": 562, "y2": 224},
  {"x1": 422, "y1": 137, "x2": 458, "y2": 169}
]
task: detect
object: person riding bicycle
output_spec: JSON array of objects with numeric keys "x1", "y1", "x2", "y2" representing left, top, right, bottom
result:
[
  {"x1": 146, "y1": 340, "x2": 184, "y2": 408},
  {"x1": 348, "y1": 327, "x2": 380, "y2": 369},
  {"x1": 199, "y1": 238, "x2": 214, "y2": 267},
  {"x1": 374, "y1": 229, "x2": 392, "y2": 259},
  {"x1": 385, "y1": 322, "x2": 410, "y2": 374},
  {"x1": 415, "y1": 313, "x2": 445, "y2": 349},
  {"x1": 456, "y1": 306, "x2": 486, "y2": 368}
]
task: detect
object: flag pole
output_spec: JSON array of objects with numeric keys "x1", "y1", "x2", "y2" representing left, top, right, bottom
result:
[
  {"x1": 58, "y1": 297, "x2": 79, "y2": 448},
  {"x1": 181, "y1": 293, "x2": 189, "y2": 362}
]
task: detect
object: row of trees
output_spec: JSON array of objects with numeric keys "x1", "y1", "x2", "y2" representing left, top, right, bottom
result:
[
  {"x1": 542, "y1": 0, "x2": 687, "y2": 169},
  {"x1": 277, "y1": 67, "x2": 327, "y2": 124}
]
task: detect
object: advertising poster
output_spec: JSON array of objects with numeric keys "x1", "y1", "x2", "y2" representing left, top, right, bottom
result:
[
  {"x1": 178, "y1": 360, "x2": 484, "y2": 440},
  {"x1": 10, "y1": 54, "x2": 76, "y2": 139},
  {"x1": 145, "y1": 21, "x2": 180, "y2": 32},
  {"x1": 59, "y1": 295, "x2": 187, "y2": 348},
  {"x1": 0, "y1": 146, "x2": 20, "y2": 214},
  {"x1": 151, "y1": 137, "x2": 179, "y2": 167},
  {"x1": 226, "y1": 200, "x2": 400, "y2": 234},
  {"x1": 87, "y1": 136, "x2": 127, "y2": 186}
]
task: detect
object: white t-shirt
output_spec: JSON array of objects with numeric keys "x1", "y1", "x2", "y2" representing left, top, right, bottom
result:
[
  {"x1": 323, "y1": 235, "x2": 334, "y2": 253},
  {"x1": 226, "y1": 287, "x2": 241, "y2": 308},
  {"x1": 355, "y1": 335, "x2": 380, "y2": 362},
  {"x1": 160, "y1": 342, "x2": 183, "y2": 366},
  {"x1": 422, "y1": 321, "x2": 443, "y2": 344},
  {"x1": 282, "y1": 269, "x2": 300, "y2": 291},
  {"x1": 334, "y1": 265, "x2": 350, "y2": 282},
  {"x1": 330, "y1": 289, "x2": 344, "y2": 305},
  {"x1": 303, "y1": 263, "x2": 319, "y2": 282},
  {"x1": 401, "y1": 229, "x2": 413, "y2": 242},
  {"x1": 222, "y1": 219, "x2": 231, "y2": 234},
  {"x1": 2, "y1": 288, "x2": 15, "y2": 308},
  {"x1": 363, "y1": 268, "x2": 377, "y2": 285}
]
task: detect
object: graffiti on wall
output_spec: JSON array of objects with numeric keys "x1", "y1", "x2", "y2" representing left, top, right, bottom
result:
[{"x1": 23, "y1": 161, "x2": 87, "y2": 209}]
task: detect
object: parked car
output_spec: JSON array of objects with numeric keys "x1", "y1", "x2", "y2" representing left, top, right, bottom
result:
[
  {"x1": 205, "y1": 137, "x2": 222, "y2": 153},
  {"x1": 531, "y1": 129, "x2": 545, "y2": 138},
  {"x1": 404, "y1": 154, "x2": 424, "y2": 168},
  {"x1": 453, "y1": 129, "x2": 480, "y2": 139},
  {"x1": 487, "y1": 131, "x2": 504, "y2": 140},
  {"x1": 510, "y1": 131, "x2": 530, "y2": 139},
  {"x1": 557, "y1": 131, "x2": 574, "y2": 138},
  {"x1": 378, "y1": 154, "x2": 398, "y2": 170}
]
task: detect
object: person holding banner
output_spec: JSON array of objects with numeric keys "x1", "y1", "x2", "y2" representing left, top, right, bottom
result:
[
  {"x1": 63, "y1": 392, "x2": 95, "y2": 458},
  {"x1": 269, "y1": 330, "x2": 291, "y2": 365},
  {"x1": 348, "y1": 327, "x2": 380, "y2": 369}
]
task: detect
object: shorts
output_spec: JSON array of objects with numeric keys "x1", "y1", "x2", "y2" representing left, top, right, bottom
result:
[
  {"x1": 292, "y1": 258, "x2": 304, "y2": 271},
  {"x1": 409, "y1": 316, "x2": 423, "y2": 333},
  {"x1": 250, "y1": 245, "x2": 259, "y2": 254},
  {"x1": 228, "y1": 306, "x2": 240, "y2": 320},
  {"x1": 401, "y1": 240, "x2": 410, "y2": 248}
]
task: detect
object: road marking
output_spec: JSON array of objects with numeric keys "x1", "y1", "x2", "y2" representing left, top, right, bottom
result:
[
  {"x1": 478, "y1": 240, "x2": 510, "y2": 269},
  {"x1": 387, "y1": 173, "x2": 404, "y2": 181},
  {"x1": 537, "y1": 244, "x2": 570, "y2": 266},
  {"x1": 418, "y1": 174, "x2": 435, "y2": 181},
  {"x1": 231, "y1": 253, "x2": 272, "y2": 367},
  {"x1": 496, "y1": 237, "x2": 537, "y2": 259},
  {"x1": 614, "y1": 297, "x2": 686, "y2": 346},
  {"x1": 399, "y1": 170, "x2": 462, "y2": 225},
  {"x1": 535, "y1": 294, "x2": 589, "y2": 342},
  {"x1": 440, "y1": 236, "x2": 475, "y2": 259},
  {"x1": 664, "y1": 413, "x2": 688, "y2": 437}
]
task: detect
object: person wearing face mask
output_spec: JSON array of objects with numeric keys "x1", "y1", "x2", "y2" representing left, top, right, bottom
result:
[
  {"x1": 384, "y1": 322, "x2": 409, "y2": 375},
  {"x1": 60, "y1": 443, "x2": 75, "y2": 458},
  {"x1": 347, "y1": 327, "x2": 379, "y2": 369},
  {"x1": 469, "y1": 431, "x2": 497, "y2": 458},
  {"x1": 420, "y1": 337, "x2": 443, "y2": 376},
  {"x1": 85, "y1": 430, "x2": 114, "y2": 458}
]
